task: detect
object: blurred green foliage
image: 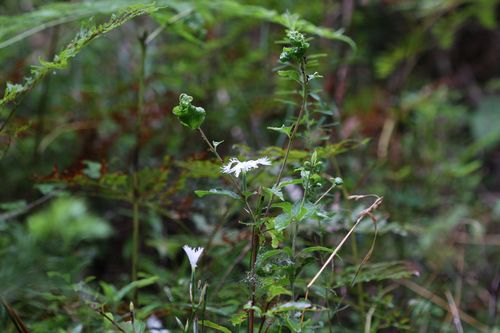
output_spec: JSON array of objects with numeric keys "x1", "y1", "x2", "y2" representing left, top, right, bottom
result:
[{"x1": 0, "y1": 0, "x2": 499, "y2": 332}]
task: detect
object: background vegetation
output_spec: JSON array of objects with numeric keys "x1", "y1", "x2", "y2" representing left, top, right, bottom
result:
[{"x1": 1, "y1": 0, "x2": 499, "y2": 332}]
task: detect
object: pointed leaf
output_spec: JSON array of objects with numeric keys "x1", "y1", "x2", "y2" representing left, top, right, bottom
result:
[
  {"x1": 200, "y1": 320, "x2": 231, "y2": 333},
  {"x1": 195, "y1": 188, "x2": 240, "y2": 200}
]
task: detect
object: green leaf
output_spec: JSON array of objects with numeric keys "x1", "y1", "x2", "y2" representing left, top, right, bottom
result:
[
  {"x1": 279, "y1": 30, "x2": 309, "y2": 63},
  {"x1": 122, "y1": 320, "x2": 146, "y2": 333},
  {"x1": 269, "y1": 300, "x2": 311, "y2": 313},
  {"x1": 272, "y1": 202, "x2": 293, "y2": 214},
  {"x1": 256, "y1": 249, "x2": 287, "y2": 266},
  {"x1": 213, "y1": 140, "x2": 224, "y2": 151},
  {"x1": 243, "y1": 303, "x2": 262, "y2": 317},
  {"x1": 307, "y1": 72, "x2": 323, "y2": 81},
  {"x1": 0, "y1": 1, "x2": 164, "y2": 49},
  {"x1": 196, "y1": 1, "x2": 354, "y2": 47},
  {"x1": 284, "y1": 317, "x2": 301, "y2": 332},
  {"x1": 267, "y1": 124, "x2": 293, "y2": 138},
  {"x1": 200, "y1": 320, "x2": 232, "y2": 333},
  {"x1": 113, "y1": 276, "x2": 159, "y2": 302},
  {"x1": 270, "y1": 230, "x2": 283, "y2": 248},
  {"x1": 175, "y1": 317, "x2": 185, "y2": 331},
  {"x1": 266, "y1": 285, "x2": 292, "y2": 301},
  {"x1": 230, "y1": 311, "x2": 247, "y2": 326},
  {"x1": 172, "y1": 93, "x2": 206, "y2": 130},
  {"x1": 274, "y1": 213, "x2": 292, "y2": 231},
  {"x1": 0, "y1": 0, "x2": 354, "y2": 49},
  {"x1": 277, "y1": 70, "x2": 301, "y2": 84},
  {"x1": 276, "y1": 178, "x2": 302, "y2": 188},
  {"x1": 299, "y1": 246, "x2": 334, "y2": 256},
  {"x1": 0, "y1": 4, "x2": 158, "y2": 107},
  {"x1": 195, "y1": 188, "x2": 240, "y2": 200},
  {"x1": 333, "y1": 261, "x2": 418, "y2": 288},
  {"x1": 263, "y1": 186, "x2": 284, "y2": 201},
  {"x1": 292, "y1": 201, "x2": 316, "y2": 221}
]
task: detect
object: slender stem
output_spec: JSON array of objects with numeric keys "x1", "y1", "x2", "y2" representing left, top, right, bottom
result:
[
  {"x1": 130, "y1": 303, "x2": 136, "y2": 333},
  {"x1": 201, "y1": 285, "x2": 208, "y2": 333},
  {"x1": 264, "y1": 59, "x2": 308, "y2": 215},
  {"x1": 257, "y1": 301, "x2": 272, "y2": 333},
  {"x1": 198, "y1": 128, "x2": 223, "y2": 162},
  {"x1": 131, "y1": 199, "x2": 140, "y2": 291},
  {"x1": 1, "y1": 297, "x2": 31, "y2": 333},
  {"x1": 94, "y1": 306, "x2": 126, "y2": 333},
  {"x1": 197, "y1": 127, "x2": 258, "y2": 225},
  {"x1": 291, "y1": 174, "x2": 309, "y2": 300},
  {"x1": 314, "y1": 182, "x2": 337, "y2": 205},
  {"x1": 131, "y1": 32, "x2": 147, "y2": 304},
  {"x1": 306, "y1": 197, "x2": 382, "y2": 289},
  {"x1": 197, "y1": 127, "x2": 260, "y2": 332},
  {"x1": 189, "y1": 269, "x2": 198, "y2": 333},
  {"x1": 249, "y1": 58, "x2": 308, "y2": 332},
  {"x1": 0, "y1": 106, "x2": 16, "y2": 134}
]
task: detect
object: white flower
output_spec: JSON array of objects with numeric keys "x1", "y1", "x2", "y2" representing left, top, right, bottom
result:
[
  {"x1": 146, "y1": 315, "x2": 170, "y2": 333},
  {"x1": 183, "y1": 245, "x2": 204, "y2": 270},
  {"x1": 221, "y1": 157, "x2": 271, "y2": 177}
]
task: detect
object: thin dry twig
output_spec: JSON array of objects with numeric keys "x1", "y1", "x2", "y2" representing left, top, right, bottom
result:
[
  {"x1": 306, "y1": 195, "x2": 383, "y2": 289},
  {"x1": 300, "y1": 195, "x2": 382, "y2": 324},
  {"x1": 445, "y1": 290, "x2": 464, "y2": 333}
]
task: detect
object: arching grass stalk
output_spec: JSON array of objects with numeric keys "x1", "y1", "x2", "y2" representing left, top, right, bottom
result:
[{"x1": 131, "y1": 32, "x2": 147, "y2": 304}]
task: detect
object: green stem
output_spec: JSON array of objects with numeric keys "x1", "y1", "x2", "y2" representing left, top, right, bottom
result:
[
  {"x1": 131, "y1": 32, "x2": 147, "y2": 304},
  {"x1": 131, "y1": 198, "x2": 140, "y2": 293},
  {"x1": 252, "y1": 58, "x2": 308, "y2": 331},
  {"x1": 291, "y1": 174, "x2": 309, "y2": 300},
  {"x1": 189, "y1": 269, "x2": 199, "y2": 333},
  {"x1": 197, "y1": 127, "x2": 260, "y2": 332},
  {"x1": 264, "y1": 58, "x2": 308, "y2": 215},
  {"x1": 201, "y1": 285, "x2": 208, "y2": 333},
  {"x1": 197, "y1": 128, "x2": 258, "y2": 224}
]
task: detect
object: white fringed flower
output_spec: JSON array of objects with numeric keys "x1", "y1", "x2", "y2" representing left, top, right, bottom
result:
[
  {"x1": 183, "y1": 245, "x2": 204, "y2": 270},
  {"x1": 221, "y1": 157, "x2": 271, "y2": 177}
]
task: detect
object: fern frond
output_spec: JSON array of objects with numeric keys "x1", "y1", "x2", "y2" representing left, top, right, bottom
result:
[{"x1": 0, "y1": 4, "x2": 158, "y2": 108}]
